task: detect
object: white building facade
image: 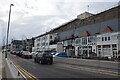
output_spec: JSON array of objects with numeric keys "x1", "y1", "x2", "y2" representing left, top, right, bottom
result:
[
  {"x1": 33, "y1": 33, "x2": 58, "y2": 52},
  {"x1": 62, "y1": 31, "x2": 120, "y2": 58},
  {"x1": 97, "y1": 31, "x2": 120, "y2": 58}
]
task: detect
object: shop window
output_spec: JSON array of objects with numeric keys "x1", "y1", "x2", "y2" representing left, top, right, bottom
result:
[
  {"x1": 103, "y1": 45, "x2": 110, "y2": 48},
  {"x1": 98, "y1": 45, "x2": 101, "y2": 48},
  {"x1": 112, "y1": 44, "x2": 117, "y2": 50}
]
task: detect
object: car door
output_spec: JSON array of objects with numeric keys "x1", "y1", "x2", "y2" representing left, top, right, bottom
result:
[
  {"x1": 58, "y1": 53, "x2": 67, "y2": 57},
  {"x1": 57, "y1": 53, "x2": 63, "y2": 57},
  {"x1": 38, "y1": 53, "x2": 43, "y2": 62},
  {"x1": 35, "y1": 53, "x2": 39, "y2": 62},
  {"x1": 62, "y1": 53, "x2": 68, "y2": 57},
  {"x1": 36, "y1": 53, "x2": 41, "y2": 62}
]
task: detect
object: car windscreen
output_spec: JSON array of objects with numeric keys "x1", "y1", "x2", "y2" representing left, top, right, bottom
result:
[
  {"x1": 43, "y1": 53, "x2": 53, "y2": 57},
  {"x1": 56, "y1": 52, "x2": 67, "y2": 55},
  {"x1": 22, "y1": 51, "x2": 30, "y2": 54},
  {"x1": 52, "y1": 53, "x2": 56, "y2": 55}
]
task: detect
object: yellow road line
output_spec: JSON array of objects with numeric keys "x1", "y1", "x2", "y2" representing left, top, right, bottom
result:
[
  {"x1": 13, "y1": 61, "x2": 39, "y2": 80},
  {"x1": 18, "y1": 65, "x2": 39, "y2": 80},
  {"x1": 55, "y1": 64, "x2": 120, "y2": 77},
  {"x1": 16, "y1": 65, "x2": 34, "y2": 80}
]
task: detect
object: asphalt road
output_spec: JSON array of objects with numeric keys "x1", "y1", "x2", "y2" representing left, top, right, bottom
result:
[{"x1": 8, "y1": 53, "x2": 119, "y2": 79}]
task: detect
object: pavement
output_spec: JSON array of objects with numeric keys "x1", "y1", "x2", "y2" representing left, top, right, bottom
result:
[{"x1": 0, "y1": 52, "x2": 3, "y2": 79}]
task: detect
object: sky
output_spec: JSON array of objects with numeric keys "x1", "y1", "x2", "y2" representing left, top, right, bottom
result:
[{"x1": 0, "y1": 0, "x2": 120, "y2": 46}]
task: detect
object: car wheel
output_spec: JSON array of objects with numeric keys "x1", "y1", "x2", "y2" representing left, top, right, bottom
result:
[{"x1": 49, "y1": 62, "x2": 53, "y2": 65}]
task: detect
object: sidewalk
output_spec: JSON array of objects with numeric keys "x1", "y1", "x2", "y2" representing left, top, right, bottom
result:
[
  {"x1": 0, "y1": 52, "x2": 3, "y2": 79},
  {"x1": 1, "y1": 52, "x2": 25, "y2": 79}
]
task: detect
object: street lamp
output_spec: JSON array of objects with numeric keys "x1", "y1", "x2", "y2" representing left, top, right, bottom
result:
[{"x1": 5, "y1": 4, "x2": 14, "y2": 58}]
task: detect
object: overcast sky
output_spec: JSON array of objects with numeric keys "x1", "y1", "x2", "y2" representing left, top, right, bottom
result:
[{"x1": 0, "y1": 0, "x2": 119, "y2": 46}]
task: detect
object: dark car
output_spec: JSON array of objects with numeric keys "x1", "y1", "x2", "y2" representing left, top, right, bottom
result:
[
  {"x1": 21, "y1": 51, "x2": 32, "y2": 59},
  {"x1": 34, "y1": 52, "x2": 53, "y2": 64}
]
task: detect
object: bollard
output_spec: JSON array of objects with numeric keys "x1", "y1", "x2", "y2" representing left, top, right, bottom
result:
[{"x1": 18, "y1": 71, "x2": 20, "y2": 76}]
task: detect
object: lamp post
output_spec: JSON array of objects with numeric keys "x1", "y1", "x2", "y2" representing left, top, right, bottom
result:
[{"x1": 5, "y1": 4, "x2": 14, "y2": 58}]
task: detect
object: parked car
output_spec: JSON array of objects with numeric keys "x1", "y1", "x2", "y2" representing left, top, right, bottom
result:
[
  {"x1": 53, "y1": 52, "x2": 68, "y2": 57},
  {"x1": 34, "y1": 52, "x2": 53, "y2": 64},
  {"x1": 21, "y1": 51, "x2": 32, "y2": 59},
  {"x1": 11, "y1": 51, "x2": 16, "y2": 55},
  {"x1": 51, "y1": 52, "x2": 57, "y2": 55},
  {"x1": 16, "y1": 51, "x2": 22, "y2": 57},
  {"x1": 89, "y1": 52, "x2": 97, "y2": 57},
  {"x1": 31, "y1": 52, "x2": 38, "y2": 59}
]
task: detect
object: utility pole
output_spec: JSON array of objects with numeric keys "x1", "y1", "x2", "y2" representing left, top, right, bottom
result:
[{"x1": 5, "y1": 4, "x2": 14, "y2": 58}]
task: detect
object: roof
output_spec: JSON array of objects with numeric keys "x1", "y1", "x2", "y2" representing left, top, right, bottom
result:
[
  {"x1": 81, "y1": 31, "x2": 90, "y2": 37},
  {"x1": 102, "y1": 26, "x2": 112, "y2": 33},
  {"x1": 11, "y1": 40, "x2": 23, "y2": 45},
  {"x1": 34, "y1": 5, "x2": 119, "y2": 39}
]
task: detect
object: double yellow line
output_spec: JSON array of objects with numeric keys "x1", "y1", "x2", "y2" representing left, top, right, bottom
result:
[{"x1": 13, "y1": 62, "x2": 39, "y2": 80}]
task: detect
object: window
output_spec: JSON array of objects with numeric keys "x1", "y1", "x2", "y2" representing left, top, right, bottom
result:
[
  {"x1": 108, "y1": 36, "x2": 110, "y2": 40},
  {"x1": 103, "y1": 45, "x2": 110, "y2": 48},
  {"x1": 50, "y1": 36, "x2": 52, "y2": 39},
  {"x1": 75, "y1": 38, "x2": 81, "y2": 44},
  {"x1": 82, "y1": 37, "x2": 87, "y2": 45},
  {"x1": 97, "y1": 37, "x2": 100, "y2": 41},
  {"x1": 111, "y1": 34, "x2": 118, "y2": 40},
  {"x1": 37, "y1": 38, "x2": 40, "y2": 41},
  {"x1": 98, "y1": 45, "x2": 101, "y2": 48},
  {"x1": 105, "y1": 37, "x2": 107, "y2": 41},
  {"x1": 43, "y1": 53, "x2": 52, "y2": 57},
  {"x1": 38, "y1": 53, "x2": 43, "y2": 57},
  {"x1": 88, "y1": 37, "x2": 91, "y2": 43},
  {"x1": 46, "y1": 43, "x2": 48, "y2": 46},
  {"x1": 112, "y1": 44, "x2": 117, "y2": 50},
  {"x1": 102, "y1": 37, "x2": 104, "y2": 41},
  {"x1": 37, "y1": 43, "x2": 39, "y2": 46}
]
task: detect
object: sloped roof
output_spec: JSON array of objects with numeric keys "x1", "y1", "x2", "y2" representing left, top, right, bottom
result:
[
  {"x1": 81, "y1": 31, "x2": 90, "y2": 37},
  {"x1": 102, "y1": 26, "x2": 112, "y2": 33}
]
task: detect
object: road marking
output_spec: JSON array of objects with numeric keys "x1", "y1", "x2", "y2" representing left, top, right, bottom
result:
[
  {"x1": 8, "y1": 54, "x2": 39, "y2": 80},
  {"x1": 12, "y1": 61, "x2": 39, "y2": 80},
  {"x1": 78, "y1": 66, "x2": 118, "y2": 74},
  {"x1": 54, "y1": 64, "x2": 120, "y2": 77},
  {"x1": 18, "y1": 65, "x2": 39, "y2": 80},
  {"x1": 16, "y1": 66, "x2": 34, "y2": 80}
]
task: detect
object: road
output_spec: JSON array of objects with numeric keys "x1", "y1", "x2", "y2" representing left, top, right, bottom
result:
[{"x1": 8, "y1": 53, "x2": 119, "y2": 79}]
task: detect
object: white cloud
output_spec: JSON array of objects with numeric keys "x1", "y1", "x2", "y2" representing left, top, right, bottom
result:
[{"x1": 0, "y1": 0, "x2": 119, "y2": 46}]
